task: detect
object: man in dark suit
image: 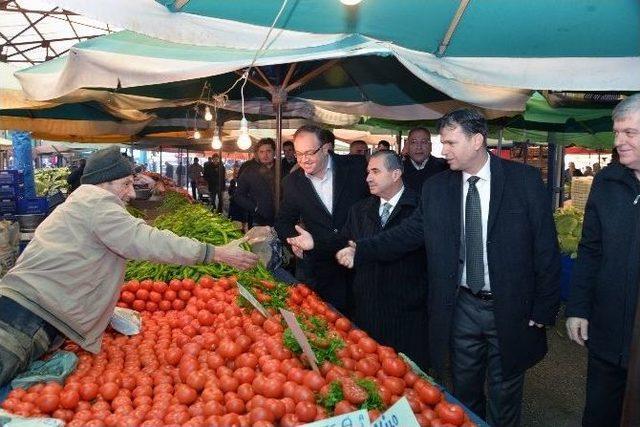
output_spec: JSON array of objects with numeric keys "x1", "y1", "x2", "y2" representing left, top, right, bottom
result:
[
  {"x1": 275, "y1": 125, "x2": 368, "y2": 314},
  {"x1": 337, "y1": 109, "x2": 560, "y2": 427},
  {"x1": 281, "y1": 140, "x2": 297, "y2": 177},
  {"x1": 234, "y1": 138, "x2": 276, "y2": 226},
  {"x1": 286, "y1": 150, "x2": 429, "y2": 369},
  {"x1": 403, "y1": 126, "x2": 449, "y2": 193}
]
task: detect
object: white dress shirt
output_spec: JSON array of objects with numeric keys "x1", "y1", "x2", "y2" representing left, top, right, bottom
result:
[
  {"x1": 461, "y1": 155, "x2": 492, "y2": 291},
  {"x1": 410, "y1": 158, "x2": 429, "y2": 170},
  {"x1": 379, "y1": 186, "x2": 405, "y2": 217},
  {"x1": 306, "y1": 156, "x2": 333, "y2": 215}
]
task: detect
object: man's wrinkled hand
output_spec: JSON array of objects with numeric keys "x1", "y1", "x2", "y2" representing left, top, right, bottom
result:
[
  {"x1": 336, "y1": 241, "x2": 356, "y2": 269},
  {"x1": 566, "y1": 317, "x2": 589, "y2": 346},
  {"x1": 213, "y1": 242, "x2": 259, "y2": 271}
]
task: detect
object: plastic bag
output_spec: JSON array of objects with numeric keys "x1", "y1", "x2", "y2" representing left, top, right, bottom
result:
[
  {"x1": 10, "y1": 351, "x2": 78, "y2": 390},
  {"x1": 235, "y1": 226, "x2": 285, "y2": 271},
  {"x1": 109, "y1": 307, "x2": 142, "y2": 335},
  {"x1": 0, "y1": 409, "x2": 64, "y2": 426}
]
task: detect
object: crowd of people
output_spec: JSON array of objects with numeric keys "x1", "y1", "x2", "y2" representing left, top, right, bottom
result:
[
  {"x1": 228, "y1": 99, "x2": 637, "y2": 427},
  {"x1": 2, "y1": 94, "x2": 637, "y2": 427}
]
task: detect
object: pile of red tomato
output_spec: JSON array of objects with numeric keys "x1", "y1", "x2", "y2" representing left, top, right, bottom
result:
[{"x1": 1, "y1": 276, "x2": 476, "y2": 427}]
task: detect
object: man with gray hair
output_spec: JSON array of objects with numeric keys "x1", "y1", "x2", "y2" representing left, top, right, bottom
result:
[
  {"x1": 0, "y1": 147, "x2": 258, "y2": 386},
  {"x1": 287, "y1": 150, "x2": 429, "y2": 368},
  {"x1": 566, "y1": 93, "x2": 640, "y2": 427}
]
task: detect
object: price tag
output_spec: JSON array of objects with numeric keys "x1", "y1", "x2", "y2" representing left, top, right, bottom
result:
[
  {"x1": 371, "y1": 396, "x2": 420, "y2": 427},
  {"x1": 301, "y1": 409, "x2": 370, "y2": 427},
  {"x1": 279, "y1": 308, "x2": 319, "y2": 372},
  {"x1": 237, "y1": 282, "x2": 268, "y2": 317}
]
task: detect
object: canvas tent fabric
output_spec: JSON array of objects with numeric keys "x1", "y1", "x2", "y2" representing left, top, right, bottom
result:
[{"x1": 14, "y1": 0, "x2": 640, "y2": 111}]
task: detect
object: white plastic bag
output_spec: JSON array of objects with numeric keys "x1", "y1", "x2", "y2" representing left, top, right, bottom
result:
[{"x1": 109, "y1": 307, "x2": 142, "y2": 335}]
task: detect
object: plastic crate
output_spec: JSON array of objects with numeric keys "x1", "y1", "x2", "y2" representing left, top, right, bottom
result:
[
  {"x1": 17, "y1": 197, "x2": 48, "y2": 215},
  {"x1": 47, "y1": 190, "x2": 65, "y2": 212},
  {"x1": 0, "y1": 184, "x2": 24, "y2": 199},
  {"x1": 0, "y1": 199, "x2": 16, "y2": 214},
  {"x1": 0, "y1": 170, "x2": 23, "y2": 186}
]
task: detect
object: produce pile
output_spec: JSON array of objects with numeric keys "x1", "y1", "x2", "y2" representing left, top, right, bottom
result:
[
  {"x1": 126, "y1": 191, "x2": 271, "y2": 283},
  {"x1": 34, "y1": 167, "x2": 70, "y2": 196},
  {"x1": 554, "y1": 206, "x2": 584, "y2": 258},
  {"x1": 1, "y1": 276, "x2": 475, "y2": 427}
]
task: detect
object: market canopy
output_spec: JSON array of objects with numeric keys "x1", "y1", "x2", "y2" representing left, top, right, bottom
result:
[{"x1": 14, "y1": 0, "x2": 640, "y2": 113}]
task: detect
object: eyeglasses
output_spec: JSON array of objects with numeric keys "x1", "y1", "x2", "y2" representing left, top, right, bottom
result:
[{"x1": 294, "y1": 145, "x2": 324, "y2": 159}]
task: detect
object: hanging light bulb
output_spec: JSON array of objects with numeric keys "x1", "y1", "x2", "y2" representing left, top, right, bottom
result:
[
  {"x1": 211, "y1": 129, "x2": 222, "y2": 150},
  {"x1": 204, "y1": 106, "x2": 213, "y2": 121},
  {"x1": 340, "y1": 0, "x2": 363, "y2": 5},
  {"x1": 236, "y1": 117, "x2": 252, "y2": 150},
  {"x1": 193, "y1": 130, "x2": 201, "y2": 140}
]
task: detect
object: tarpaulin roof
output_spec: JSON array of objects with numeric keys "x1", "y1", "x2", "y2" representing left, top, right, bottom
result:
[{"x1": 13, "y1": 0, "x2": 640, "y2": 112}]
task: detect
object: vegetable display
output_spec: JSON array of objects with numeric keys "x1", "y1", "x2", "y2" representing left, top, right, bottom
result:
[
  {"x1": 125, "y1": 191, "x2": 271, "y2": 283},
  {"x1": 554, "y1": 206, "x2": 584, "y2": 258},
  {"x1": 1, "y1": 189, "x2": 477, "y2": 426},
  {"x1": 34, "y1": 167, "x2": 70, "y2": 196},
  {"x1": 2, "y1": 275, "x2": 477, "y2": 426}
]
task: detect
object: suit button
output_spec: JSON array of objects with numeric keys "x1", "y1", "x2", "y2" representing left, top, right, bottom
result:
[
  {"x1": 333, "y1": 229, "x2": 338, "y2": 233},
  {"x1": 448, "y1": 273, "x2": 455, "y2": 279}
]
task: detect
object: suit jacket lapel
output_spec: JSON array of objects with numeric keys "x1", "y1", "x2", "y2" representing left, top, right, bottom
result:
[
  {"x1": 487, "y1": 154, "x2": 504, "y2": 236},
  {"x1": 449, "y1": 171, "x2": 462, "y2": 242},
  {"x1": 296, "y1": 172, "x2": 332, "y2": 220},
  {"x1": 332, "y1": 155, "x2": 347, "y2": 214}
]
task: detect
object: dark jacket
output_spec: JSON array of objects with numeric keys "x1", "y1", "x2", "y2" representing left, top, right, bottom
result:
[
  {"x1": 234, "y1": 162, "x2": 276, "y2": 226},
  {"x1": 282, "y1": 158, "x2": 297, "y2": 177},
  {"x1": 355, "y1": 154, "x2": 561, "y2": 378},
  {"x1": 67, "y1": 165, "x2": 85, "y2": 193},
  {"x1": 403, "y1": 155, "x2": 449, "y2": 194},
  {"x1": 275, "y1": 153, "x2": 369, "y2": 313},
  {"x1": 203, "y1": 161, "x2": 224, "y2": 187},
  {"x1": 316, "y1": 189, "x2": 429, "y2": 369},
  {"x1": 566, "y1": 162, "x2": 640, "y2": 368}
]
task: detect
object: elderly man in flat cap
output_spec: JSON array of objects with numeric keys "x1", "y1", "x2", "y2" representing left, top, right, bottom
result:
[{"x1": 0, "y1": 147, "x2": 258, "y2": 386}]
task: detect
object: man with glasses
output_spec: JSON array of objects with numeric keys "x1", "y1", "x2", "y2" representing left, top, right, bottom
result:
[
  {"x1": 275, "y1": 125, "x2": 368, "y2": 314},
  {"x1": 403, "y1": 127, "x2": 449, "y2": 194}
]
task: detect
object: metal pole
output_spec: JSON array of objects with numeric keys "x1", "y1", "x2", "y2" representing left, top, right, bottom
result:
[
  {"x1": 396, "y1": 130, "x2": 402, "y2": 155},
  {"x1": 549, "y1": 133, "x2": 564, "y2": 209},
  {"x1": 274, "y1": 100, "x2": 283, "y2": 212},
  {"x1": 186, "y1": 148, "x2": 190, "y2": 192},
  {"x1": 159, "y1": 146, "x2": 163, "y2": 176},
  {"x1": 217, "y1": 124, "x2": 224, "y2": 214},
  {"x1": 621, "y1": 283, "x2": 640, "y2": 426},
  {"x1": 497, "y1": 128, "x2": 504, "y2": 154}
]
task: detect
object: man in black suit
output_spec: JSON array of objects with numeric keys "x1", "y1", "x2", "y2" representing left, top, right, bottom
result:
[
  {"x1": 275, "y1": 125, "x2": 368, "y2": 314},
  {"x1": 337, "y1": 109, "x2": 560, "y2": 427},
  {"x1": 281, "y1": 140, "x2": 297, "y2": 177},
  {"x1": 286, "y1": 150, "x2": 429, "y2": 369},
  {"x1": 403, "y1": 126, "x2": 449, "y2": 193},
  {"x1": 234, "y1": 138, "x2": 277, "y2": 226}
]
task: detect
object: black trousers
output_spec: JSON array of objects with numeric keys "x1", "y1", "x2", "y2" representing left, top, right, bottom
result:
[
  {"x1": 190, "y1": 180, "x2": 198, "y2": 200},
  {"x1": 582, "y1": 352, "x2": 627, "y2": 427},
  {"x1": 451, "y1": 289, "x2": 525, "y2": 427}
]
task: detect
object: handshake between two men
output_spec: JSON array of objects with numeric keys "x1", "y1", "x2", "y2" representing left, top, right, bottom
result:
[{"x1": 287, "y1": 225, "x2": 356, "y2": 268}]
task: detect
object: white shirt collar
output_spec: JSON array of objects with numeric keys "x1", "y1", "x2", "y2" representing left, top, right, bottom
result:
[
  {"x1": 380, "y1": 186, "x2": 405, "y2": 208},
  {"x1": 462, "y1": 154, "x2": 491, "y2": 183},
  {"x1": 410, "y1": 157, "x2": 429, "y2": 170},
  {"x1": 305, "y1": 155, "x2": 332, "y2": 181}
]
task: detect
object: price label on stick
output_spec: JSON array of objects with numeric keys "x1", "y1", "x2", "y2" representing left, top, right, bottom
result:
[
  {"x1": 237, "y1": 282, "x2": 268, "y2": 318},
  {"x1": 301, "y1": 409, "x2": 370, "y2": 427},
  {"x1": 371, "y1": 396, "x2": 420, "y2": 427},
  {"x1": 279, "y1": 308, "x2": 319, "y2": 372}
]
